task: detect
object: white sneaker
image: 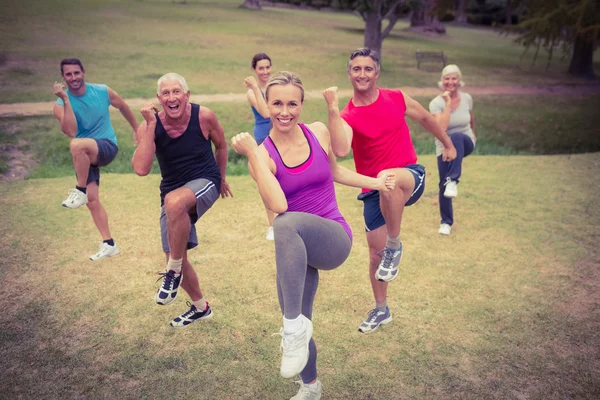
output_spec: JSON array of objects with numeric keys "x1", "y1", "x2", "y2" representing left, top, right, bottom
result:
[
  {"x1": 291, "y1": 380, "x2": 322, "y2": 400},
  {"x1": 89, "y1": 242, "x2": 120, "y2": 261},
  {"x1": 443, "y1": 178, "x2": 458, "y2": 198},
  {"x1": 266, "y1": 226, "x2": 274, "y2": 241},
  {"x1": 439, "y1": 223, "x2": 452, "y2": 235},
  {"x1": 276, "y1": 315, "x2": 313, "y2": 378},
  {"x1": 62, "y1": 189, "x2": 88, "y2": 208}
]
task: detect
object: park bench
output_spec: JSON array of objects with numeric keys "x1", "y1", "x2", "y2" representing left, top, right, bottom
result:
[{"x1": 415, "y1": 51, "x2": 448, "y2": 70}]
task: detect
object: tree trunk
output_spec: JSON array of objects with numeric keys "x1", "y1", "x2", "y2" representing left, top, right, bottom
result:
[
  {"x1": 504, "y1": 0, "x2": 512, "y2": 25},
  {"x1": 455, "y1": 0, "x2": 467, "y2": 24},
  {"x1": 240, "y1": 0, "x2": 261, "y2": 10},
  {"x1": 568, "y1": 34, "x2": 595, "y2": 78},
  {"x1": 363, "y1": 10, "x2": 383, "y2": 61},
  {"x1": 410, "y1": 0, "x2": 426, "y2": 27}
]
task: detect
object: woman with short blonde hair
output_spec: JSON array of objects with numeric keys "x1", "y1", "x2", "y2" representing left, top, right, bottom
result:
[{"x1": 429, "y1": 64, "x2": 477, "y2": 235}]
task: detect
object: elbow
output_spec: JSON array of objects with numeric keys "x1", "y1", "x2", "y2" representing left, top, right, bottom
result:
[
  {"x1": 333, "y1": 147, "x2": 351, "y2": 158},
  {"x1": 268, "y1": 199, "x2": 287, "y2": 214},
  {"x1": 132, "y1": 162, "x2": 151, "y2": 176}
]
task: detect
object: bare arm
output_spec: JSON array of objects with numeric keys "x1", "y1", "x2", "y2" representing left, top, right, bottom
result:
[
  {"x1": 431, "y1": 91, "x2": 451, "y2": 132},
  {"x1": 322, "y1": 87, "x2": 353, "y2": 158},
  {"x1": 404, "y1": 92, "x2": 456, "y2": 162},
  {"x1": 131, "y1": 104, "x2": 157, "y2": 176},
  {"x1": 108, "y1": 87, "x2": 139, "y2": 143},
  {"x1": 203, "y1": 107, "x2": 233, "y2": 198},
  {"x1": 245, "y1": 76, "x2": 269, "y2": 118},
  {"x1": 309, "y1": 121, "x2": 394, "y2": 191},
  {"x1": 52, "y1": 82, "x2": 77, "y2": 137},
  {"x1": 231, "y1": 132, "x2": 287, "y2": 213},
  {"x1": 470, "y1": 110, "x2": 476, "y2": 139}
]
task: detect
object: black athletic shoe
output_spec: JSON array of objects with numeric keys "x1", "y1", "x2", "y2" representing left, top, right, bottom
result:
[
  {"x1": 155, "y1": 269, "x2": 183, "y2": 305},
  {"x1": 170, "y1": 302, "x2": 213, "y2": 327}
]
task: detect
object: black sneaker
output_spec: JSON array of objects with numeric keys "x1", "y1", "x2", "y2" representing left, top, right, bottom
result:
[
  {"x1": 170, "y1": 301, "x2": 213, "y2": 328},
  {"x1": 155, "y1": 269, "x2": 183, "y2": 305}
]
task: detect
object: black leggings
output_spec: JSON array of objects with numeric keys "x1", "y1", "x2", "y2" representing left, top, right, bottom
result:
[{"x1": 274, "y1": 212, "x2": 352, "y2": 383}]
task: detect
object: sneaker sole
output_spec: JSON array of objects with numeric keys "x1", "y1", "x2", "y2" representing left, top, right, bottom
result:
[
  {"x1": 170, "y1": 308, "x2": 214, "y2": 328},
  {"x1": 358, "y1": 314, "x2": 393, "y2": 334},
  {"x1": 62, "y1": 202, "x2": 88, "y2": 209},
  {"x1": 89, "y1": 248, "x2": 120, "y2": 261}
]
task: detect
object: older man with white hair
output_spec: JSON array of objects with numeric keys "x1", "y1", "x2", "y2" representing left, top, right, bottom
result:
[{"x1": 132, "y1": 72, "x2": 232, "y2": 327}]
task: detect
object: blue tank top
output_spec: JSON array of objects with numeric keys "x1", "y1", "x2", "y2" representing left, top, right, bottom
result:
[
  {"x1": 55, "y1": 83, "x2": 117, "y2": 144},
  {"x1": 263, "y1": 124, "x2": 352, "y2": 240},
  {"x1": 154, "y1": 104, "x2": 221, "y2": 204},
  {"x1": 250, "y1": 91, "x2": 271, "y2": 143}
]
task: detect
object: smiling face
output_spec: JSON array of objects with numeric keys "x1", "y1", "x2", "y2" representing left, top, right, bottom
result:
[
  {"x1": 267, "y1": 83, "x2": 303, "y2": 134},
  {"x1": 442, "y1": 72, "x2": 461, "y2": 93},
  {"x1": 157, "y1": 80, "x2": 190, "y2": 120},
  {"x1": 254, "y1": 59, "x2": 272, "y2": 85},
  {"x1": 348, "y1": 56, "x2": 379, "y2": 94},
  {"x1": 61, "y1": 64, "x2": 85, "y2": 93}
]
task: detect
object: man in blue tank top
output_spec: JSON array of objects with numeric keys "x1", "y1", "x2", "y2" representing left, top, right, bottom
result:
[
  {"x1": 53, "y1": 58, "x2": 139, "y2": 261},
  {"x1": 132, "y1": 73, "x2": 232, "y2": 327}
]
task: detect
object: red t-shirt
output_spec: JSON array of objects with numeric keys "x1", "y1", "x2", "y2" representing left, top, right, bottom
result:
[{"x1": 341, "y1": 88, "x2": 418, "y2": 192}]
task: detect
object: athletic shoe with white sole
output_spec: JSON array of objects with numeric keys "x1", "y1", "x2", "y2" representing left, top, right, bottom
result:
[
  {"x1": 62, "y1": 189, "x2": 88, "y2": 209},
  {"x1": 170, "y1": 301, "x2": 213, "y2": 327},
  {"x1": 290, "y1": 380, "x2": 322, "y2": 400},
  {"x1": 358, "y1": 307, "x2": 392, "y2": 334},
  {"x1": 155, "y1": 269, "x2": 183, "y2": 305},
  {"x1": 275, "y1": 315, "x2": 313, "y2": 378},
  {"x1": 443, "y1": 178, "x2": 458, "y2": 198},
  {"x1": 375, "y1": 243, "x2": 402, "y2": 282},
  {"x1": 266, "y1": 226, "x2": 274, "y2": 241},
  {"x1": 439, "y1": 223, "x2": 452, "y2": 235},
  {"x1": 89, "y1": 242, "x2": 120, "y2": 261}
]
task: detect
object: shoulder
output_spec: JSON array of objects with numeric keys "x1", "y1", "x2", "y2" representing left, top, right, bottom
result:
[
  {"x1": 198, "y1": 105, "x2": 216, "y2": 119},
  {"x1": 429, "y1": 95, "x2": 444, "y2": 108},
  {"x1": 306, "y1": 121, "x2": 328, "y2": 137}
]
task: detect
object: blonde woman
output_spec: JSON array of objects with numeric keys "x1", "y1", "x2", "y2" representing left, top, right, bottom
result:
[
  {"x1": 429, "y1": 65, "x2": 477, "y2": 235},
  {"x1": 232, "y1": 72, "x2": 395, "y2": 400}
]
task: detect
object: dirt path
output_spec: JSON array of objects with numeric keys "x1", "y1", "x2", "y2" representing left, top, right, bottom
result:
[{"x1": 1, "y1": 83, "x2": 599, "y2": 118}]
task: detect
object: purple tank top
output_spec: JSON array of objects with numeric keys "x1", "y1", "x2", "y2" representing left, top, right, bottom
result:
[{"x1": 263, "y1": 124, "x2": 352, "y2": 240}]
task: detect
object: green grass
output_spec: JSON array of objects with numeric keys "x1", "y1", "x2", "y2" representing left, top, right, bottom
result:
[
  {"x1": 1, "y1": 153, "x2": 599, "y2": 399},
  {"x1": 0, "y1": 0, "x2": 598, "y2": 103},
  {"x1": 1, "y1": 93, "x2": 597, "y2": 180}
]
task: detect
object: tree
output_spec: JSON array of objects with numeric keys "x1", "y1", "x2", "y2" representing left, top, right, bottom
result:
[
  {"x1": 455, "y1": 0, "x2": 467, "y2": 24},
  {"x1": 240, "y1": 0, "x2": 262, "y2": 9},
  {"x1": 507, "y1": 0, "x2": 599, "y2": 78},
  {"x1": 338, "y1": 0, "x2": 407, "y2": 65}
]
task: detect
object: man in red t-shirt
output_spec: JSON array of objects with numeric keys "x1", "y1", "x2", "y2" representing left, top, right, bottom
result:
[{"x1": 327, "y1": 48, "x2": 456, "y2": 334}]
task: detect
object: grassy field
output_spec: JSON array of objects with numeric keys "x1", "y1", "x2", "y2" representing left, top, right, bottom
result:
[
  {"x1": 1, "y1": 0, "x2": 599, "y2": 103},
  {"x1": 1, "y1": 153, "x2": 599, "y2": 399},
  {"x1": 1, "y1": 93, "x2": 598, "y2": 180}
]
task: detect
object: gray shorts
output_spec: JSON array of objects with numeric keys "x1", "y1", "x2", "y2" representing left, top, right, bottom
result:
[
  {"x1": 159, "y1": 178, "x2": 220, "y2": 253},
  {"x1": 83, "y1": 139, "x2": 118, "y2": 186}
]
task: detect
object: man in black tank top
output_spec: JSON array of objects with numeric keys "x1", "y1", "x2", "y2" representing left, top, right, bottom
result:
[{"x1": 132, "y1": 73, "x2": 232, "y2": 327}]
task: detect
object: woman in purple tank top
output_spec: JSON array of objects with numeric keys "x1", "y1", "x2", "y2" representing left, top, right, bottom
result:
[{"x1": 231, "y1": 71, "x2": 395, "y2": 399}]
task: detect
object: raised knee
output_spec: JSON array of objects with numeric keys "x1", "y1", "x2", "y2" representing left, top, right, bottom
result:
[
  {"x1": 164, "y1": 192, "x2": 188, "y2": 216},
  {"x1": 70, "y1": 139, "x2": 83, "y2": 153}
]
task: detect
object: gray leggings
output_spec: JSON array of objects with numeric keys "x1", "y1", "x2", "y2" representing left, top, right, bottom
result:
[{"x1": 274, "y1": 212, "x2": 352, "y2": 383}]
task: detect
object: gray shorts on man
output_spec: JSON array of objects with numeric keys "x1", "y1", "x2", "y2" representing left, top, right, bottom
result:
[{"x1": 159, "y1": 178, "x2": 220, "y2": 253}]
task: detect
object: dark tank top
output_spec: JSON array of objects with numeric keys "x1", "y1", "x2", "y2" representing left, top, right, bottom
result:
[{"x1": 154, "y1": 103, "x2": 221, "y2": 204}]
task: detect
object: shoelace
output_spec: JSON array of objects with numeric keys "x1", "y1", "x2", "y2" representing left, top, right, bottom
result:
[
  {"x1": 272, "y1": 329, "x2": 303, "y2": 351},
  {"x1": 366, "y1": 308, "x2": 383, "y2": 323},
  {"x1": 181, "y1": 301, "x2": 197, "y2": 318},
  {"x1": 380, "y1": 248, "x2": 395, "y2": 268},
  {"x1": 156, "y1": 270, "x2": 175, "y2": 286},
  {"x1": 67, "y1": 189, "x2": 81, "y2": 200}
]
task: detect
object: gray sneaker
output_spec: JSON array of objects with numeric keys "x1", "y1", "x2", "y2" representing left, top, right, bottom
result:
[
  {"x1": 291, "y1": 380, "x2": 322, "y2": 400},
  {"x1": 358, "y1": 307, "x2": 392, "y2": 334},
  {"x1": 375, "y1": 243, "x2": 402, "y2": 282}
]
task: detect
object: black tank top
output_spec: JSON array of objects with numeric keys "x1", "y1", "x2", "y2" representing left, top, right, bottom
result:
[{"x1": 154, "y1": 103, "x2": 221, "y2": 204}]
